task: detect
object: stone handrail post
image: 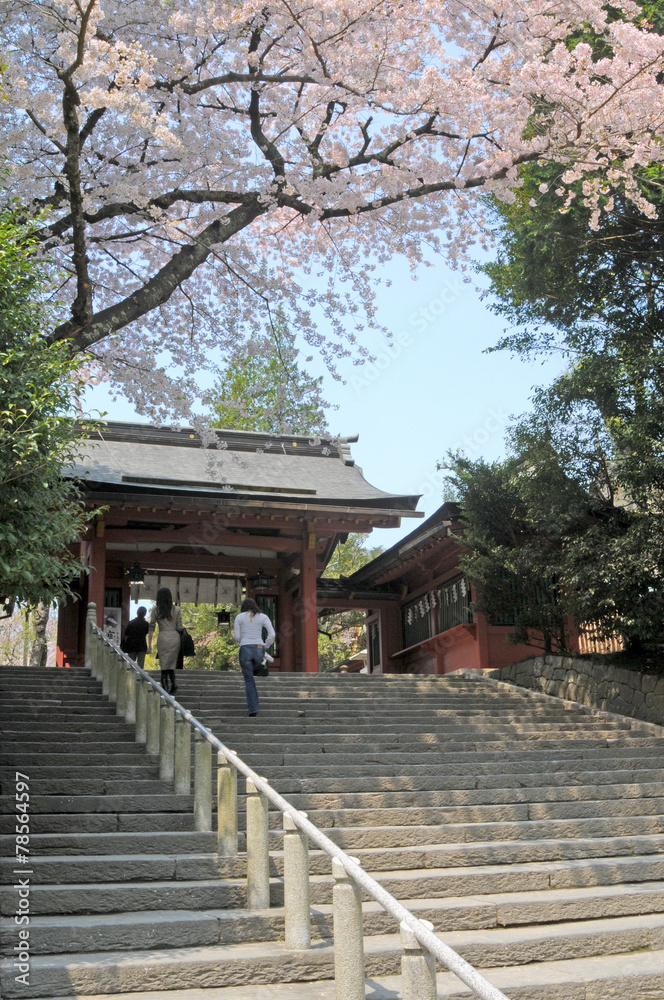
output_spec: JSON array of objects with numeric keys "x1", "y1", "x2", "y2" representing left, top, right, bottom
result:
[
  {"x1": 217, "y1": 751, "x2": 238, "y2": 856},
  {"x1": 246, "y1": 777, "x2": 270, "y2": 909},
  {"x1": 401, "y1": 918, "x2": 437, "y2": 1000},
  {"x1": 84, "y1": 603, "x2": 97, "y2": 673},
  {"x1": 332, "y1": 856, "x2": 365, "y2": 1000},
  {"x1": 146, "y1": 684, "x2": 160, "y2": 755},
  {"x1": 283, "y1": 812, "x2": 311, "y2": 950},
  {"x1": 125, "y1": 667, "x2": 137, "y2": 725},
  {"x1": 193, "y1": 729, "x2": 212, "y2": 831},
  {"x1": 135, "y1": 675, "x2": 147, "y2": 744},
  {"x1": 159, "y1": 696, "x2": 175, "y2": 782},
  {"x1": 174, "y1": 715, "x2": 191, "y2": 794},
  {"x1": 108, "y1": 647, "x2": 118, "y2": 704},
  {"x1": 116, "y1": 656, "x2": 127, "y2": 717},
  {"x1": 101, "y1": 642, "x2": 110, "y2": 697}
]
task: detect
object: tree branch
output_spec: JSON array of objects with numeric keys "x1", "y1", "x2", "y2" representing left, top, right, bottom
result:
[{"x1": 47, "y1": 201, "x2": 265, "y2": 352}]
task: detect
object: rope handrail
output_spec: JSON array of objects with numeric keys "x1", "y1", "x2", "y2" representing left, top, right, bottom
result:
[{"x1": 90, "y1": 620, "x2": 510, "y2": 1000}]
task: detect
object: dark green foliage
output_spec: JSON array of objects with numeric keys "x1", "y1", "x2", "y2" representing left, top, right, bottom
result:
[
  {"x1": 0, "y1": 205, "x2": 97, "y2": 612},
  {"x1": 318, "y1": 534, "x2": 383, "y2": 672},
  {"x1": 210, "y1": 310, "x2": 329, "y2": 436},
  {"x1": 451, "y1": 157, "x2": 664, "y2": 650}
]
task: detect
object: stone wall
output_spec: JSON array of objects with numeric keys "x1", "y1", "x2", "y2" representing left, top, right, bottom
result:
[{"x1": 492, "y1": 654, "x2": 664, "y2": 726}]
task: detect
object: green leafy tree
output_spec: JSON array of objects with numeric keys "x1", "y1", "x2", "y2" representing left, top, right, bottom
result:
[
  {"x1": 210, "y1": 311, "x2": 330, "y2": 436},
  {"x1": 457, "y1": 160, "x2": 664, "y2": 650},
  {"x1": 181, "y1": 604, "x2": 241, "y2": 671},
  {"x1": 0, "y1": 204, "x2": 97, "y2": 616},
  {"x1": 318, "y1": 534, "x2": 383, "y2": 672}
]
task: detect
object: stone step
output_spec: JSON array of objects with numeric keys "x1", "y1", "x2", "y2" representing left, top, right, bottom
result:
[
  {"x1": 5, "y1": 792, "x2": 664, "y2": 832},
  {"x1": 7, "y1": 765, "x2": 664, "y2": 794},
  {"x1": 54, "y1": 948, "x2": 664, "y2": 1000},
  {"x1": 7, "y1": 812, "x2": 664, "y2": 858},
  {"x1": 0, "y1": 812, "x2": 197, "y2": 835},
  {"x1": 5, "y1": 828, "x2": 664, "y2": 887},
  {"x1": 4, "y1": 852, "x2": 664, "y2": 917},
  {"x1": 1, "y1": 719, "x2": 632, "y2": 738},
  {"x1": 3, "y1": 664, "x2": 663, "y2": 1000},
  {"x1": 5, "y1": 744, "x2": 664, "y2": 772},
  {"x1": 5, "y1": 881, "x2": 664, "y2": 957},
  {"x1": 3, "y1": 912, "x2": 664, "y2": 997},
  {"x1": 6, "y1": 775, "x2": 663, "y2": 807}
]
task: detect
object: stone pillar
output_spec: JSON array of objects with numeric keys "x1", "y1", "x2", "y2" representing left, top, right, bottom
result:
[
  {"x1": 332, "y1": 856, "x2": 365, "y2": 1000},
  {"x1": 300, "y1": 530, "x2": 319, "y2": 673},
  {"x1": 159, "y1": 696, "x2": 175, "y2": 782},
  {"x1": 125, "y1": 667, "x2": 137, "y2": 724},
  {"x1": 246, "y1": 777, "x2": 270, "y2": 909},
  {"x1": 146, "y1": 684, "x2": 161, "y2": 754},
  {"x1": 101, "y1": 642, "x2": 110, "y2": 696},
  {"x1": 283, "y1": 813, "x2": 310, "y2": 949},
  {"x1": 400, "y1": 919, "x2": 437, "y2": 1000},
  {"x1": 217, "y1": 752, "x2": 238, "y2": 856},
  {"x1": 193, "y1": 730, "x2": 212, "y2": 832},
  {"x1": 174, "y1": 715, "x2": 191, "y2": 794},
  {"x1": 84, "y1": 603, "x2": 97, "y2": 674},
  {"x1": 135, "y1": 675, "x2": 147, "y2": 744},
  {"x1": 108, "y1": 646, "x2": 118, "y2": 704},
  {"x1": 87, "y1": 532, "x2": 106, "y2": 628},
  {"x1": 116, "y1": 656, "x2": 127, "y2": 716}
]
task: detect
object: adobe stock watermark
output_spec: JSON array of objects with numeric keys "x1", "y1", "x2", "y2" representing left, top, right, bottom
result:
[
  {"x1": 14, "y1": 771, "x2": 31, "y2": 988},
  {"x1": 416, "y1": 406, "x2": 509, "y2": 501},
  {"x1": 350, "y1": 274, "x2": 465, "y2": 394}
]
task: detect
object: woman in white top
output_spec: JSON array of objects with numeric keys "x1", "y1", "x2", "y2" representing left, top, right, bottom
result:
[{"x1": 233, "y1": 598, "x2": 276, "y2": 716}]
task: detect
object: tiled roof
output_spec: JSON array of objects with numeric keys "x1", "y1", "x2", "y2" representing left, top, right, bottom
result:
[
  {"x1": 68, "y1": 422, "x2": 421, "y2": 513},
  {"x1": 348, "y1": 502, "x2": 463, "y2": 584}
]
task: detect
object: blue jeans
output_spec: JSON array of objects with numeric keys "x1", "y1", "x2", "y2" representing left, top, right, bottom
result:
[{"x1": 239, "y1": 645, "x2": 264, "y2": 714}]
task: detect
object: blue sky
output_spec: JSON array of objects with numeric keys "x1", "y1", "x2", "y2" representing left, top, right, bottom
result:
[{"x1": 85, "y1": 253, "x2": 562, "y2": 555}]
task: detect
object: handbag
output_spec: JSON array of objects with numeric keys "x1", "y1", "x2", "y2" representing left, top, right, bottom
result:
[
  {"x1": 179, "y1": 628, "x2": 195, "y2": 657},
  {"x1": 253, "y1": 650, "x2": 273, "y2": 677}
]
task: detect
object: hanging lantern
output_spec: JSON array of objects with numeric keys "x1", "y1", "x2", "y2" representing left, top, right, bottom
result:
[
  {"x1": 248, "y1": 569, "x2": 273, "y2": 591},
  {"x1": 216, "y1": 609, "x2": 231, "y2": 627},
  {"x1": 126, "y1": 561, "x2": 146, "y2": 585}
]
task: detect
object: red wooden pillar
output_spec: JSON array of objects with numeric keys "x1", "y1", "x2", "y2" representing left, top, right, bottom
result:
[
  {"x1": 379, "y1": 604, "x2": 403, "y2": 674},
  {"x1": 277, "y1": 570, "x2": 295, "y2": 672},
  {"x1": 300, "y1": 529, "x2": 319, "y2": 673},
  {"x1": 474, "y1": 609, "x2": 490, "y2": 670},
  {"x1": 56, "y1": 599, "x2": 79, "y2": 668},
  {"x1": 88, "y1": 531, "x2": 107, "y2": 627}
]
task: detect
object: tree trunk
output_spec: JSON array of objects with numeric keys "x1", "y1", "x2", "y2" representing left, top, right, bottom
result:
[{"x1": 29, "y1": 602, "x2": 49, "y2": 667}]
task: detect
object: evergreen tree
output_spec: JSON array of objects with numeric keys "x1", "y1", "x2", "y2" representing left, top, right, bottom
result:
[{"x1": 210, "y1": 311, "x2": 330, "y2": 436}]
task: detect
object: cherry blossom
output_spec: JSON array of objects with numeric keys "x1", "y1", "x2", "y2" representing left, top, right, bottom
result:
[{"x1": 2, "y1": 1, "x2": 663, "y2": 416}]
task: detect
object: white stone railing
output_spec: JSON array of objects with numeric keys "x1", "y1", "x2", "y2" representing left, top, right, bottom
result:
[{"x1": 85, "y1": 603, "x2": 510, "y2": 1000}]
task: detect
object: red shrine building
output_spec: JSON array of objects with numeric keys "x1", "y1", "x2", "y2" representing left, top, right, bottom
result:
[
  {"x1": 57, "y1": 422, "x2": 421, "y2": 671},
  {"x1": 58, "y1": 422, "x2": 563, "y2": 674},
  {"x1": 333, "y1": 503, "x2": 555, "y2": 675}
]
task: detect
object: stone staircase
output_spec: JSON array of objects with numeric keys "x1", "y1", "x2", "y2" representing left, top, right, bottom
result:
[{"x1": 2, "y1": 666, "x2": 664, "y2": 999}]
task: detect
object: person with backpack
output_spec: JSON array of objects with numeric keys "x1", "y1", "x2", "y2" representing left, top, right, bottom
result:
[{"x1": 233, "y1": 598, "x2": 275, "y2": 716}]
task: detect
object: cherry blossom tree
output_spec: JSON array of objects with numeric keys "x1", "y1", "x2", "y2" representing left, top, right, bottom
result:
[{"x1": 2, "y1": 0, "x2": 664, "y2": 418}]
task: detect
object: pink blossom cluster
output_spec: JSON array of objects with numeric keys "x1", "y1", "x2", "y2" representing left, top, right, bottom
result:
[{"x1": 2, "y1": 1, "x2": 663, "y2": 418}]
